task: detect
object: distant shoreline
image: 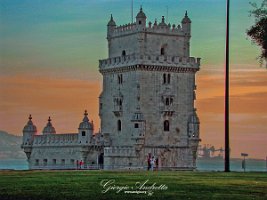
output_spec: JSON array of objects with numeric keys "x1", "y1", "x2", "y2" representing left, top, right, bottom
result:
[{"x1": 0, "y1": 158, "x2": 266, "y2": 172}]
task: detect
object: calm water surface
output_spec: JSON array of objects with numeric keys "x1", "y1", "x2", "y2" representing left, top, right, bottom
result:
[{"x1": 0, "y1": 159, "x2": 266, "y2": 172}]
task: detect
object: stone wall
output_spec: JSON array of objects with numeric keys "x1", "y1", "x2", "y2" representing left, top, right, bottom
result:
[{"x1": 100, "y1": 10, "x2": 200, "y2": 170}]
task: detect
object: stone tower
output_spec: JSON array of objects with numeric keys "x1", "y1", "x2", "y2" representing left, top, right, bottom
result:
[
  {"x1": 22, "y1": 115, "x2": 37, "y2": 160},
  {"x1": 99, "y1": 8, "x2": 201, "y2": 170}
]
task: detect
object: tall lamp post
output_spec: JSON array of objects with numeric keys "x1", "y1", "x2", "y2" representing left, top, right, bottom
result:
[{"x1": 224, "y1": 0, "x2": 230, "y2": 172}]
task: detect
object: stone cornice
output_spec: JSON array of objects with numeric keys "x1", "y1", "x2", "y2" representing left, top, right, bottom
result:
[{"x1": 99, "y1": 64, "x2": 199, "y2": 74}]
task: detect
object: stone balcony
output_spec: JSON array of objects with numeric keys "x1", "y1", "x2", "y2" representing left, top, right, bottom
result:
[
  {"x1": 113, "y1": 105, "x2": 123, "y2": 117},
  {"x1": 99, "y1": 53, "x2": 200, "y2": 71},
  {"x1": 162, "y1": 107, "x2": 175, "y2": 117}
]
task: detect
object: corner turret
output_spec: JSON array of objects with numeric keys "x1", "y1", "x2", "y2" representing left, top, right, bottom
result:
[
  {"x1": 107, "y1": 14, "x2": 116, "y2": 39},
  {"x1": 188, "y1": 109, "x2": 201, "y2": 168},
  {"x1": 182, "y1": 11, "x2": 191, "y2": 35},
  {"x1": 188, "y1": 109, "x2": 200, "y2": 139},
  {"x1": 22, "y1": 114, "x2": 37, "y2": 161},
  {"x1": 22, "y1": 114, "x2": 37, "y2": 146},
  {"x1": 42, "y1": 116, "x2": 56, "y2": 135},
  {"x1": 158, "y1": 16, "x2": 167, "y2": 27},
  {"x1": 136, "y1": 6, "x2": 146, "y2": 30},
  {"x1": 78, "y1": 110, "x2": 94, "y2": 145}
]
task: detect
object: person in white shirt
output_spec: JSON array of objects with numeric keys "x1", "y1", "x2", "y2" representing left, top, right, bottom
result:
[{"x1": 150, "y1": 156, "x2": 155, "y2": 171}]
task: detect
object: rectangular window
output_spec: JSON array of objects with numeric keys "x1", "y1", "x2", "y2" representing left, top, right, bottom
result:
[
  {"x1": 118, "y1": 120, "x2": 121, "y2": 131},
  {"x1": 43, "y1": 159, "x2": 48, "y2": 166},
  {"x1": 167, "y1": 74, "x2": 171, "y2": 84},
  {"x1": 70, "y1": 159, "x2": 75, "y2": 165},
  {"x1": 61, "y1": 159, "x2": 65, "y2": 165},
  {"x1": 134, "y1": 123, "x2": 139, "y2": 128},
  {"x1": 164, "y1": 97, "x2": 174, "y2": 106},
  {"x1": 53, "y1": 159, "x2": 56, "y2": 165},
  {"x1": 82, "y1": 131, "x2": 86, "y2": 136},
  {"x1": 35, "y1": 159, "x2": 39, "y2": 166}
]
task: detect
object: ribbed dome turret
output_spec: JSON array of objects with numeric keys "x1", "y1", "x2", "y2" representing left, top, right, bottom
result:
[
  {"x1": 23, "y1": 115, "x2": 37, "y2": 133},
  {"x1": 136, "y1": 7, "x2": 146, "y2": 19},
  {"x1": 43, "y1": 116, "x2": 56, "y2": 135},
  {"x1": 182, "y1": 11, "x2": 191, "y2": 24},
  {"x1": 158, "y1": 16, "x2": 167, "y2": 27},
  {"x1": 79, "y1": 110, "x2": 93, "y2": 130},
  {"x1": 107, "y1": 14, "x2": 116, "y2": 26}
]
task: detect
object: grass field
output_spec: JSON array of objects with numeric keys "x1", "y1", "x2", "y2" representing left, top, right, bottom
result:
[{"x1": 0, "y1": 170, "x2": 266, "y2": 200}]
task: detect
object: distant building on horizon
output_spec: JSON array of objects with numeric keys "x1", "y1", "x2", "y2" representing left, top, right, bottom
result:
[{"x1": 21, "y1": 7, "x2": 201, "y2": 170}]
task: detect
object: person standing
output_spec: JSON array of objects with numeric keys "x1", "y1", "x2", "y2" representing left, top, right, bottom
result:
[
  {"x1": 79, "y1": 160, "x2": 82, "y2": 169},
  {"x1": 150, "y1": 156, "x2": 155, "y2": 171},
  {"x1": 155, "y1": 157, "x2": 159, "y2": 171},
  {"x1": 147, "y1": 153, "x2": 151, "y2": 171},
  {"x1": 76, "y1": 160, "x2": 79, "y2": 170}
]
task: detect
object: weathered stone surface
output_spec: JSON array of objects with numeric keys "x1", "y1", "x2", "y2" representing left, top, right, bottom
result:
[
  {"x1": 21, "y1": 8, "x2": 200, "y2": 170},
  {"x1": 100, "y1": 8, "x2": 201, "y2": 169}
]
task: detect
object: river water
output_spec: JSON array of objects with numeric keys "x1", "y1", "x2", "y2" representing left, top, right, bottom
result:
[{"x1": 0, "y1": 159, "x2": 266, "y2": 172}]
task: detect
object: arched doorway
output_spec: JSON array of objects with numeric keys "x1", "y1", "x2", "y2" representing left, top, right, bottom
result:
[{"x1": 98, "y1": 153, "x2": 104, "y2": 169}]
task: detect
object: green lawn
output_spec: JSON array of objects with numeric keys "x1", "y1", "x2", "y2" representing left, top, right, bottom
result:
[{"x1": 0, "y1": 170, "x2": 266, "y2": 200}]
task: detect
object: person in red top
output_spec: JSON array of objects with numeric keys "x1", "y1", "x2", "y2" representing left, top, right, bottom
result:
[{"x1": 79, "y1": 160, "x2": 82, "y2": 169}]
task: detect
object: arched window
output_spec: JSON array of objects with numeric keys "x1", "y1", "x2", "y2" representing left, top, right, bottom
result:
[
  {"x1": 165, "y1": 98, "x2": 169, "y2": 106},
  {"x1": 118, "y1": 74, "x2": 121, "y2": 84},
  {"x1": 167, "y1": 74, "x2": 171, "y2": 84},
  {"x1": 161, "y1": 47, "x2": 165, "y2": 55},
  {"x1": 118, "y1": 74, "x2": 123, "y2": 84},
  {"x1": 122, "y1": 50, "x2": 126, "y2": 56},
  {"x1": 164, "y1": 120, "x2": 170, "y2": 131},
  {"x1": 139, "y1": 20, "x2": 142, "y2": 25},
  {"x1": 163, "y1": 74, "x2": 166, "y2": 84},
  {"x1": 117, "y1": 120, "x2": 121, "y2": 131},
  {"x1": 120, "y1": 74, "x2": 123, "y2": 84},
  {"x1": 170, "y1": 97, "x2": 173, "y2": 105}
]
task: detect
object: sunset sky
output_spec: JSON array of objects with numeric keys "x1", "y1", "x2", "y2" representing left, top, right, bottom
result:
[{"x1": 1, "y1": 0, "x2": 266, "y2": 159}]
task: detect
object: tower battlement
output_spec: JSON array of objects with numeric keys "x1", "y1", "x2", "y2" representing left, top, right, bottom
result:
[
  {"x1": 109, "y1": 20, "x2": 186, "y2": 38},
  {"x1": 106, "y1": 8, "x2": 193, "y2": 59},
  {"x1": 99, "y1": 53, "x2": 200, "y2": 72},
  {"x1": 101, "y1": 7, "x2": 200, "y2": 170}
]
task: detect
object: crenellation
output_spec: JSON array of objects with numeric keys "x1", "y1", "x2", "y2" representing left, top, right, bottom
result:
[
  {"x1": 99, "y1": 53, "x2": 200, "y2": 71},
  {"x1": 33, "y1": 134, "x2": 79, "y2": 146},
  {"x1": 110, "y1": 21, "x2": 186, "y2": 38},
  {"x1": 108, "y1": 11, "x2": 189, "y2": 48}
]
